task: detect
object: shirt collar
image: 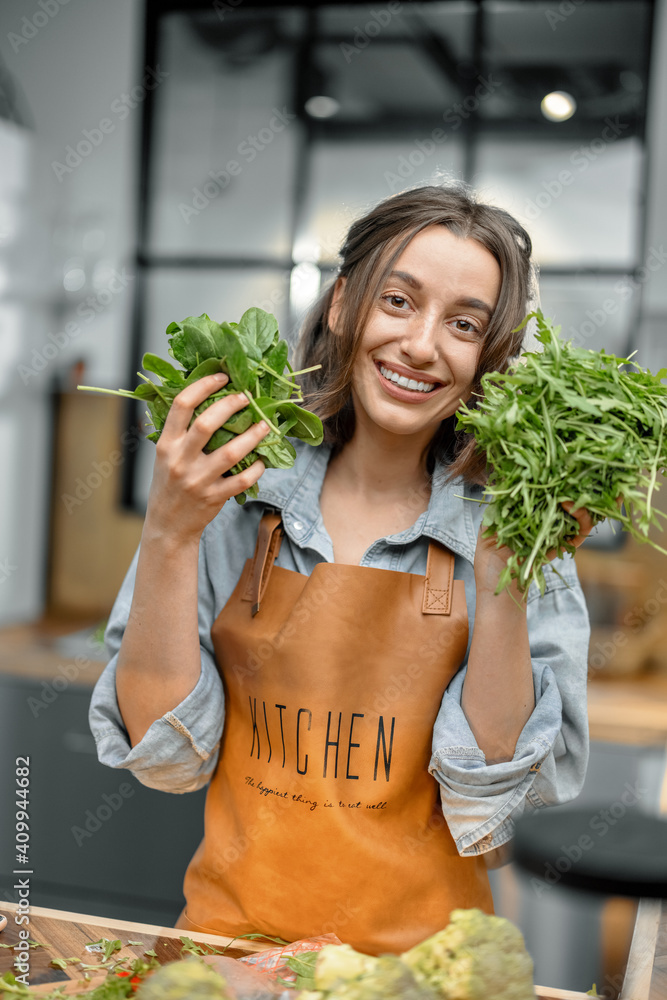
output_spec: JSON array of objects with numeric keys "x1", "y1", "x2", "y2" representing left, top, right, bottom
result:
[{"x1": 249, "y1": 440, "x2": 486, "y2": 565}]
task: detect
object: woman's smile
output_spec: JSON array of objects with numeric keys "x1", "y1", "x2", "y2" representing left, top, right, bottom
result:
[{"x1": 374, "y1": 359, "x2": 446, "y2": 403}]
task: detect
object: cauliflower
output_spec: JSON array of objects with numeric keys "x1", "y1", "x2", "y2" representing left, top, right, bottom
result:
[
  {"x1": 401, "y1": 908, "x2": 535, "y2": 1000},
  {"x1": 314, "y1": 945, "x2": 380, "y2": 990},
  {"x1": 290, "y1": 945, "x2": 437, "y2": 999},
  {"x1": 315, "y1": 950, "x2": 437, "y2": 999},
  {"x1": 288, "y1": 909, "x2": 535, "y2": 999}
]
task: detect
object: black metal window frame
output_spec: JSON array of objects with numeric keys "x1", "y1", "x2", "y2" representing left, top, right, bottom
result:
[{"x1": 120, "y1": 0, "x2": 656, "y2": 511}]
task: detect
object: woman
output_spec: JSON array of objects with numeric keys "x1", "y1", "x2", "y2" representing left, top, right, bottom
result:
[{"x1": 89, "y1": 184, "x2": 592, "y2": 955}]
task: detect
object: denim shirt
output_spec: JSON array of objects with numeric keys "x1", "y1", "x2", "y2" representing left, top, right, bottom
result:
[{"x1": 89, "y1": 439, "x2": 590, "y2": 865}]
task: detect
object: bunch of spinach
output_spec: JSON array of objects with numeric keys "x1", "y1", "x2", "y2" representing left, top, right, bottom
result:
[
  {"x1": 456, "y1": 310, "x2": 667, "y2": 597},
  {"x1": 79, "y1": 307, "x2": 323, "y2": 505}
]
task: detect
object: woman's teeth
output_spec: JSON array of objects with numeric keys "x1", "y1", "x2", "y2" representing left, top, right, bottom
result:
[{"x1": 379, "y1": 364, "x2": 437, "y2": 393}]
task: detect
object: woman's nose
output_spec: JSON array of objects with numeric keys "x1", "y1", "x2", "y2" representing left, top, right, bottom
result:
[{"x1": 400, "y1": 313, "x2": 440, "y2": 363}]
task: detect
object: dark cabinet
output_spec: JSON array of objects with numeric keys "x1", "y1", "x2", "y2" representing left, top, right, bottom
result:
[{"x1": 0, "y1": 675, "x2": 206, "y2": 925}]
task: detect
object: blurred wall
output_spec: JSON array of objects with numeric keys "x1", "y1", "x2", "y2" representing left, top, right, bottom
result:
[
  {"x1": 0, "y1": 0, "x2": 142, "y2": 624},
  {"x1": 639, "y1": 0, "x2": 667, "y2": 364}
]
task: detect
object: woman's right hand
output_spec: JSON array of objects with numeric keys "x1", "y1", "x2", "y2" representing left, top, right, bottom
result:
[{"x1": 145, "y1": 373, "x2": 271, "y2": 544}]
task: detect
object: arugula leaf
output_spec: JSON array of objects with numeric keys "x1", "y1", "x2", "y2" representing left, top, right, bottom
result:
[{"x1": 456, "y1": 309, "x2": 667, "y2": 596}]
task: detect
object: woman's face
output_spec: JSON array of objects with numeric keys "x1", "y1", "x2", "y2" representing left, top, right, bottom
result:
[{"x1": 334, "y1": 224, "x2": 502, "y2": 442}]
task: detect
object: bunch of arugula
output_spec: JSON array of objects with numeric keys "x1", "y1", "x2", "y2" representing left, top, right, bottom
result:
[
  {"x1": 79, "y1": 308, "x2": 323, "y2": 505},
  {"x1": 455, "y1": 310, "x2": 667, "y2": 597}
]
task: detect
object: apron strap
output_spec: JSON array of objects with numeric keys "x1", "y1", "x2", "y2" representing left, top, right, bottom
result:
[
  {"x1": 244, "y1": 512, "x2": 455, "y2": 618},
  {"x1": 422, "y1": 541, "x2": 455, "y2": 616},
  {"x1": 243, "y1": 510, "x2": 284, "y2": 617}
]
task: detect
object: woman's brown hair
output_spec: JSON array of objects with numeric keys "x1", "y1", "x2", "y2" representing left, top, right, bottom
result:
[{"x1": 294, "y1": 183, "x2": 535, "y2": 485}]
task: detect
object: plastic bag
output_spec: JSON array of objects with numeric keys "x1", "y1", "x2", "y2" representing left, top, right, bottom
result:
[
  {"x1": 237, "y1": 933, "x2": 342, "y2": 988},
  {"x1": 201, "y1": 954, "x2": 286, "y2": 998}
]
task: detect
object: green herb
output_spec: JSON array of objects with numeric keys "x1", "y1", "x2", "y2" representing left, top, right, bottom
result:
[
  {"x1": 178, "y1": 935, "x2": 227, "y2": 958},
  {"x1": 87, "y1": 939, "x2": 123, "y2": 963},
  {"x1": 456, "y1": 310, "x2": 667, "y2": 596},
  {"x1": 233, "y1": 932, "x2": 290, "y2": 945},
  {"x1": 78, "y1": 307, "x2": 323, "y2": 505},
  {"x1": 0, "y1": 941, "x2": 42, "y2": 951},
  {"x1": 282, "y1": 950, "x2": 319, "y2": 989}
]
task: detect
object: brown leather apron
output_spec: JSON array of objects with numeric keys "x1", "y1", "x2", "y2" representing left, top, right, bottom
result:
[{"x1": 176, "y1": 510, "x2": 493, "y2": 954}]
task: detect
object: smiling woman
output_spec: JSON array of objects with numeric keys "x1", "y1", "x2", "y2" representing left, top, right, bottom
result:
[
  {"x1": 296, "y1": 185, "x2": 534, "y2": 486},
  {"x1": 89, "y1": 182, "x2": 592, "y2": 959}
]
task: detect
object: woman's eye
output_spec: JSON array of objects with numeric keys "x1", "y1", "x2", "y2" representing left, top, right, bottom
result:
[
  {"x1": 454, "y1": 319, "x2": 480, "y2": 335},
  {"x1": 383, "y1": 294, "x2": 409, "y2": 310}
]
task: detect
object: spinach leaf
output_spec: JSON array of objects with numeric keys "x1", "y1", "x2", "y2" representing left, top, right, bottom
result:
[
  {"x1": 256, "y1": 436, "x2": 297, "y2": 469},
  {"x1": 239, "y1": 307, "x2": 279, "y2": 357},
  {"x1": 78, "y1": 307, "x2": 323, "y2": 505},
  {"x1": 272, "y1": 401, "x2": 324, "y2": 444},
  {"x1": 133, "y1": 382, "x2": 159, "y2": 400},
  {"x1": 167, "y1": 313, "x2": 220, "y2": 368},
  {"x1": 184, "y1": 358, "x2": 224, "y2": 384},
  {"x1": 142, "y1": 353, "x2": 186, "y2": 387},
  {"x1": 261, "y1": 341, "x2": 291, "y2": 400},
  {"x1": 217, "y1": 322, "x2": 252, "y2": 390}
]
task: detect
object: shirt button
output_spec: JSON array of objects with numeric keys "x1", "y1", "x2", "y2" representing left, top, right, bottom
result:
[{"x1": 292, "y1": 521, "x2": 303, "y2": 531}]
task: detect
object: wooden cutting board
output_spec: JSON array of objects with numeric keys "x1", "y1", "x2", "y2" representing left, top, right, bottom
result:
[
  {"x1": 0, "y1": 901, "x2": 607, "y2": 999},
  {"x1": 0, "y1": 902, "x2": 267, "y2": 995}
]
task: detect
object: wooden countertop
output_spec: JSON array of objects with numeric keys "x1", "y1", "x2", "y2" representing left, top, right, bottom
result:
[
  {"x1": 0, "y1": 619, "x2": 108, "y2": 687},
  {"x1": 588, "y1": 675, "x2": 667, "y2": 746},
  {"x1": 2, "y1": 900, "x2": 663, "y2": 999}
]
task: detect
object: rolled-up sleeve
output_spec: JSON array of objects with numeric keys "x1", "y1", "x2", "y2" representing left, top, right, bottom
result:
[
  {"x1": 429, "y1": 556, "x2": 590, "y2": 861},
  {"x1": 88, "y1": 531, "x2": 225, "y2": 793}
]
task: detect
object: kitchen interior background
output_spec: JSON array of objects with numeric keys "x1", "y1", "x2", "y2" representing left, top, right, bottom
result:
[{"x1": 0, "y1": 0, "x2": 666, "y2": 994}]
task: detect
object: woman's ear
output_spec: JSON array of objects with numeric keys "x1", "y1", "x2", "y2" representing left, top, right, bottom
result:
[{"x1": 327, "y1": 276, "x2": 346, "y2": 334}]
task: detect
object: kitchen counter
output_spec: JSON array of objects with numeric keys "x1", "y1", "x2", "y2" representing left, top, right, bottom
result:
[{"x1": 1, "y1": 899, "x2": 664, "y2": 999}]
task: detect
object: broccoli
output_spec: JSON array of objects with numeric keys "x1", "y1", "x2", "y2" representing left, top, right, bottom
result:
[
  {"x1": 299, "y1": 949, "x2": 438, "y2": 999},
  {"x1": 401, "y1": 908, "x2": 536, "y2": 1000},
  {"x1": 288, "y1": 909, "x2": 535, "y2": 999}
]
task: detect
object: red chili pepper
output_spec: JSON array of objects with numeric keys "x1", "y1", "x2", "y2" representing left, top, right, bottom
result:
[{"x1": 115, "y1": 971, "x2": 142, "y2": 991}]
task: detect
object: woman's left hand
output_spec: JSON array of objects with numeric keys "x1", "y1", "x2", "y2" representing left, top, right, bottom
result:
[{"x1": 474, "y1": 500, "x2": 595, "y2": 598}]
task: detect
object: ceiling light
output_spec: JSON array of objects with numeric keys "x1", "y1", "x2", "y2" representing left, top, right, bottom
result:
[
  {"x1": 304, "y1": 95, "x2": 340, "y2": 119},
  {"x1": 541, "y1": 91, "x2": 577, "y2": 122}
]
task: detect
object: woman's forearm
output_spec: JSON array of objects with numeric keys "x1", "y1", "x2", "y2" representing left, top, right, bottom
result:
[
  {"x1": 461, "y1": 583, "x2": 535, "y2": 764},
  {"x1": 114, "y1": 520, "x2": 204, "y2": 748}
]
